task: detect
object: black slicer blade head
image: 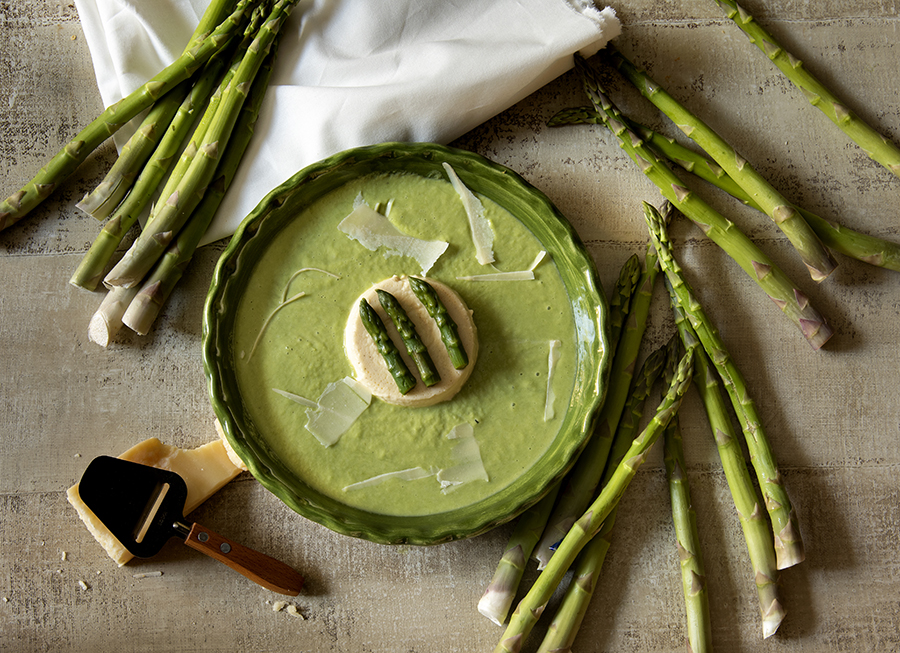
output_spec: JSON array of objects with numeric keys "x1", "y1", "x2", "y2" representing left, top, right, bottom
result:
[{"x1": 77, "y1": 456, "x2": 190, "y2": 558}]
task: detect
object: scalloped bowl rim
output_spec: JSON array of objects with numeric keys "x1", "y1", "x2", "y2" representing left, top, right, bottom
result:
[{"x1": 202, "y1": 142, "x2": 610, "y2": 545}]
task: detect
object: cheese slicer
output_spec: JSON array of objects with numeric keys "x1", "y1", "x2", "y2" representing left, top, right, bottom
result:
[{"x1": 77, "y1": 455, "x2": 304, "y2": 596}]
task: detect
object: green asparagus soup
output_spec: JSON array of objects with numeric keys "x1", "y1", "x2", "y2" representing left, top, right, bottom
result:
[{"x1": 233, "y1": 171, "x2": 577, "y2": 516}]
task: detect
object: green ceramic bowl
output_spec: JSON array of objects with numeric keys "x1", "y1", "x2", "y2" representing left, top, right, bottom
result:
[{"x1": 202, "y1": 142, "x2": 610, "y2": 545}]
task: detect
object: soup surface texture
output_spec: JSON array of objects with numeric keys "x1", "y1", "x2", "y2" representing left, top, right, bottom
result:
[{"x1": 234, "y1": 171, "x2": 577, "y2": 516}]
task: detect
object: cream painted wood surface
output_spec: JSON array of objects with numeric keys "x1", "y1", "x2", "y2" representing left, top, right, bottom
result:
[{"x1": 2, "y1": 1, "x2": 899, "y2": 651}]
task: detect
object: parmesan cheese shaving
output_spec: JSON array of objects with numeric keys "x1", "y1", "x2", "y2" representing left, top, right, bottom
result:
[
  {"x1": 340, "y1": 423, "x2": 489, "y2": 494},
  {"x1": 457, "y1": 270, "x2": 534, "y2": 282},
  {"x1": 245, "y1": 292, "x2": 306, "y2": 361},
  {"x1": 528, "y1": 250, "x2": 548, "y2": 270},
  {"x1": 338, "y1": 203, "x2": 448, "y2": 275},
  {"x1": 544, "y1": 340, "x2": 562, "y2": 421},
  {"x1": 437, "y1": 422, "x2": 489, "y2": 493},
  {"x1": 282, "y1": 267, "x2": 340, "y2": 302},
  {"x1": 456, "y1": 250, "x2": 547, "y2": 281},
  {"x1": 457, "y1": 250, "x2": 547, "y2": 282},
  {"x1": 304, "y1": 377, "x2": 373, "y2": 447},
  {"x1": 443, "y1": 162, "x2": 495, "y2": 265},
  {"x1": 342, "y1": 466, "x2": 435, "y2": 492},
  {"x1": 271, "y1": 388, "x2": 318, "y2": 409}
]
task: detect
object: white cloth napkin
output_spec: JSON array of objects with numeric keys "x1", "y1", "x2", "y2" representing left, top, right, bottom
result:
[{"x1": 75, "y1": 0, "x2": 620, "y2": 245}]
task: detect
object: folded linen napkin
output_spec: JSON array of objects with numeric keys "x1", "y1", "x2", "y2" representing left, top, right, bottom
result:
[{"x1": 74, "y1": 0, "x2": 620, "y2": 245}]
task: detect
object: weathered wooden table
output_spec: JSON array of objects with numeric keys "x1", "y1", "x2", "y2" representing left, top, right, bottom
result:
[{"x1": 2, "y1": 1, "x2": 898, "y2": 651}]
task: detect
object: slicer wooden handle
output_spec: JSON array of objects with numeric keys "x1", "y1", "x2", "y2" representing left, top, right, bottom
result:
[{"x1": 185, "y1": 523, "x2": 304, "y2": 596}]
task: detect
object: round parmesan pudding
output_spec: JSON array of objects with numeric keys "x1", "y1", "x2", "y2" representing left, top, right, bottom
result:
[
  {"x1": 344, "y1": 275, "x2": 479, "y2": 407},
  {"x1": 233, "y1": 170, "x2": 577, "y2": 517}
]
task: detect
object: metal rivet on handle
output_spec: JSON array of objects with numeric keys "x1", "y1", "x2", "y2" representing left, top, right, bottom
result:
[
  {"x1": 220, "y1": 543, "x2": 232, "y2": 554},
  {"x1": 198, "y1": 532, "x2": 209, "y2": 542}
]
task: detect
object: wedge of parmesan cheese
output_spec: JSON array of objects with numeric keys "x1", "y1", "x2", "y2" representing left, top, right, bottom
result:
[{"x1": 67, "y1": 432, "x2": 247, "y2": 566}]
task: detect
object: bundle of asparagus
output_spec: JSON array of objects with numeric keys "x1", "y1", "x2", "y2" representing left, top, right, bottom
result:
[
  {"x1": 534, "y1": 338, "x2": 671, "y2": 653},
  {"x1": 2, "y1": 0, "x2": 298, "y2": 344},
  {"x1": 571, "y1": 54, "x2": 833, "y2": 351},
  {"x1": 0, "y1": 0, "x2": 251, "y2": 232},
  {"x1": 481, "y1": 208, "x2": 798, "y2": 650},
  {"x1": 493, "y1": 344, "x2": 695, "y2": 652},
  {"x1": 482, "y1": 7, "x2": 892, "y2": 636},
  {"x1": 514, "y1": 35, "x2": 900, "y2": 642},
  {"x1": 478, "y1": 247, "x2": 654, "y2": 627},
  {"x1": 550, "y1": 106, "x2": 900, "y2": 272}
]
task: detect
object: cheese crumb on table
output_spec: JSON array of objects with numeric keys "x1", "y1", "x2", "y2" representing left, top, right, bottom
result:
[
  {"x1": 270, "y1": 600, "x2": 305, "y2": 618},
  {"x1": 132, "y1": 571, "x2": 164, "y2": 579}
]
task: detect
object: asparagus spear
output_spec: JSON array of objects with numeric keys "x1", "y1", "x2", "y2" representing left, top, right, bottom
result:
[
  {"x1": 151, "y1": 2, "x2": 269, "y2": 217},
  {"x1": 532, "y1": 238, "x2": 659, "y2": 569},
  {"x1": 644, "y1": 200, "x2": 805, "y2": 569},
  {"x1": 121, "y1": 26, "x2": 283, "y2": 336},
  {"x1": 552, "y1": 106, "x2": 900, "y2": 273},
  {"x1": 104, "y1": 0, "x2": 297, "y2": 289},
  {"x1": 408, "y1": 276, "x2": 469, "y2": 369},
  {"x1": 75, "y1": 85, "x2": 186, "y2": 220},
  {"x1": 359, "y1": 298, "x2": 417, "y2": 395},
  {"x1": 478, "y1": 484, "x2": 561, "y2": 626},
  {"x1": 479, "y1": 254, "x2": 649, "y2": 628},
  {"x1": 553, "y1": 106, "x2": 900, "y2": 273},
  {"x1": 671, "y1": 297, "x2": 784, "y2": 638},
  {"x1": 68, "y1": 59, "x2": 227, "y2": 291},
  {"x1": 607, "y1": 48, "x2": 837, "y2": 283},
  {"x1": 0, "y1": 0, "x2": 252, "y2": 232},
  {"x1": 535, "y1": 339, "x2": 669, "y2": 653},
  {"x1": 376, "y1": 289, "x2": 441, "y2": 386},
  {"x1": 664, "y1": 416, "x2": 713, "y2": 653},
  {"x1": 626, "y1": 116, "x2": 900, "y2": 272},
  {"x1": 713, "y1": 0, "x2": 900, "y2": 178},
  {"x1": 87, "y1": 285, "x2": 141, "y2": 347},
  {"x1": 574, "y1": 54, "x2": 833, "y2": 350},
  {"x1": 494, "y1": 348, "x2": 694, "y2": 653},
  {"x1": 607, "y1": 253, "x2": 642, "y2": 350}
]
